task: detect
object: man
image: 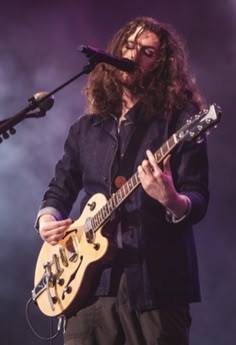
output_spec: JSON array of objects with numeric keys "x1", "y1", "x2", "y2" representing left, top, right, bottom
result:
[{"x1": 36, "y1": 16, "x2": 209, "y2": 345}]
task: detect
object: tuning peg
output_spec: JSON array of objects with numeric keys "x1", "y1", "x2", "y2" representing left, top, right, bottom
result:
[
  {"x1": 9, "y1": 127, "x2": 16, "y2": 135},
  {"x1": 3, "y1": 132, "x2": 9, "y2": 139}
]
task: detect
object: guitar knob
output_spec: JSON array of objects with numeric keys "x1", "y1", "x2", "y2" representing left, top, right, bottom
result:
[
  {"x1": 88, "y1": 202, "x2": 96, "y2": 211},
  {"x1": 64, "y1": 286, "x2": 72, "y2": 294},
  {"x1": 94, "y1": 243, "x2": 100, "y2": 250},
  {"x1": 9, "y1": 128, "x2": 16, "y2": 135},
  {"x1": 57, "y1": 278, "x2": 65, "y2": 286}
]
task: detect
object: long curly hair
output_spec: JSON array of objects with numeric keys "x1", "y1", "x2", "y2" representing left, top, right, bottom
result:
[{"x1": 85, "y1": 16, "x2": 204, "y2": 119}]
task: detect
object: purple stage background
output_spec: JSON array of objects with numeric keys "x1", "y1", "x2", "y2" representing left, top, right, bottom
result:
[{"x1": 0, "y1": 0, "x2": 235, "y2": 344}]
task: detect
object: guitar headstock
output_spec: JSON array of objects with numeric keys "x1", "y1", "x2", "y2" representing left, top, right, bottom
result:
[{"x1": 176, "y1": 104, "x2": 222, "y2": 143}]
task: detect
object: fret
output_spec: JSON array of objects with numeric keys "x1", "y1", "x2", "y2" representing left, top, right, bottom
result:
[
  {"x1": 114, "y1": 192, "x2": 119, "y2": 207},
  {"x1": 101, "y1": 207, "x2": 106, "y2": 220},
  {"x1": 98, "y1": 210, "x2": 103, "y2": 223},
  {"x1": 120, "y1": 189, "x2": 125, "y2": 202},
  {"x1": 124, "y1": 182, "x2": 129, "y2": 195},
  {"x1": 167, "y1": 135, "x2": 175, "y2": 150},
  {"x1": 161, "y1": 143, "x2": 168, "y2": 156},
  {"x1": 172, "y1": 133, "x2": 178, "y2": 144},
  {"x1": 113, "y1": 194, "x2": 118, "y2": 208},
  {"x1": 120, "y1": 185, "x2": 125, "y2": 199},
  {"x1": 128, "y1": 179, "x2": 133, "y2": 191},
  {"x1": 155, "y1": 150, "x2": 163, "y2": 163},
  {"x1": 166, "y1": 139, "x2": 170, "y2": 150},
  {"x1": 107, "y1": 199, "x2": 113, "y2": 213},
  {"x1": 95, "y1": 211, "x2": 100, "y2": 225},
  {"x1": 154, "y1": 134, "x2": 179, "y2": 164},
  {"x1": 130, "y1": 176, "x2": 136, "y2": 190},
  {"x1": 93, "y1": 214, "x2": 98, "y2": 228},
  {"x1": 116, "y1": 190, "x2": 121, "y2": 204},
  {"x1": 91, "y1": 217, "x2": 96, "y2": 230},
  {"x1": 159, "y1": 146, "x2": 164, "y2": 159},
  {"x1": 167, "y1": 136, "x2": 173, "y2": 149},
  {"x1": 117, "y1": 191, "x2": 121, "y2": 203},
  {"x1": 101, "y1": 205, "x2": 107, "y2": 219},
  {"x1": 104, "y1": 204, "x2": 109, "y2": 217},
  {"x1": 133, "y1": 173, "x2": 139, "y2": 186}
]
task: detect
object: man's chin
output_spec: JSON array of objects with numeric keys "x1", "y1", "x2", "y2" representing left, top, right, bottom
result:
[
  {"x1": 121, "y1": 71, "x2": 142, "y2": 87},
  {"x1": 119, "y1": 71, "x2": 131, "y2": 83}
]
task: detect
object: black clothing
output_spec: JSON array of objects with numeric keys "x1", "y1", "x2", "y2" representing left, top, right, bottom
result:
[
  {"x1": 64, "y1": 273, "x2": 191, "y2": 345},
  {"x1": 38, "y1": 103, "x2": 209, "y2": 311}
]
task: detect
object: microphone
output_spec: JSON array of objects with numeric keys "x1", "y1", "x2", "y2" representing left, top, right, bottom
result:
[
  {"x1": 26, "y1": 91, "x2": 55, "y2": 118},
  {"x1": 79, "y1": 45, "x2": 135, "y2": 73}
]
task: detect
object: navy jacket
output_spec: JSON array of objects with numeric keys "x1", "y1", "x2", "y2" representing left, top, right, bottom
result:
[{"x1": 39, "y1": 103, "x2": 209, "y2": 311}]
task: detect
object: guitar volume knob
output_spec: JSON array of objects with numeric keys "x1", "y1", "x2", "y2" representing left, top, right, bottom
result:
[
  {"x1": 94, "y1": 243, "x2": 100, "y2": 250},
  {"x1": 57, "y1": 278, "x2": 65, "y2": 286},
  {"x1": 64, "y1": 286, "x2": 72, "y2": 294}
]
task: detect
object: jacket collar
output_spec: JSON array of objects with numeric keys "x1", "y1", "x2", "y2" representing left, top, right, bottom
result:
[{"x1": 91, "y1": 102, "x2": 148, "y2": 127}]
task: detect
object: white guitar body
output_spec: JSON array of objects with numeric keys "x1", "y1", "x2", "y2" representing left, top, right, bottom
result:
[{"x1": 33, "y1": 193, "x2": 113, "y2": 317}]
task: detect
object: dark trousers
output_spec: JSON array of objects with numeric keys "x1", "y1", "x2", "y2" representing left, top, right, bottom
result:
[{"x1": 64, "y1": 273, "x2": 192, "y2": 345}]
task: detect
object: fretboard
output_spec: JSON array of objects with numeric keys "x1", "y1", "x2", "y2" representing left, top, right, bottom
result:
[{"x1": 91, "y1": 133, "x2": 178, "y2": 231}]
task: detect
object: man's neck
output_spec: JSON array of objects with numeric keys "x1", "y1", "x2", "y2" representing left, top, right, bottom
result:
[{"x1": 119, "y1": 89, "x2": 139, "y2": 126}]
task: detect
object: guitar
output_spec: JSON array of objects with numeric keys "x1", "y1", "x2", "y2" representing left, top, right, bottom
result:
[{"x1": 32, "y1": 104, "x2": 222, "y2": 317}]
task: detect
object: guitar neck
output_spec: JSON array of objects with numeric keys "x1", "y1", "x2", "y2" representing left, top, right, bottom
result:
[{"x1": 91, "y1": 133, "x2": 179, "y2": 231}]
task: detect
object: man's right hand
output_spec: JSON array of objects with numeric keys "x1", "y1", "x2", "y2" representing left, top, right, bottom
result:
[{"x1": 39, "y1": 214, "x2": 72, "y2": 245}]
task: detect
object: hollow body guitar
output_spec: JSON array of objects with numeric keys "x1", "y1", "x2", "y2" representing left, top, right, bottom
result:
[{"x1": 32, "y1": 104, "x2": 222, "y2": 317}]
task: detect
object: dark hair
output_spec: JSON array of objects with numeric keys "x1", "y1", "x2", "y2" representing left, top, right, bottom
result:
[{"x1": 85, "y1": 16, "x2": 204, "y2": 119}]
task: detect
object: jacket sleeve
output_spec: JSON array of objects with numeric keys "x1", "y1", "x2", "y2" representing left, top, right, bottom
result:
[
  {"x1": 37, "y1": 120, "x2": 83, "y2": 220},
  {"x1": 170, "y1": 107, "x2": 209, "y2": 225}
]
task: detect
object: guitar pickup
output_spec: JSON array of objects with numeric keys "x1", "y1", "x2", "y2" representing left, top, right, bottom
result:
[
  {"x1": 84, "y1": 217, "x2": 95, "y2": 243},
  {"x1": 65, "y1": 236, "x2": 78, "y2": 262},
  {"x1": 59, "y1": 247, "x2": 68, "y2": 267}
]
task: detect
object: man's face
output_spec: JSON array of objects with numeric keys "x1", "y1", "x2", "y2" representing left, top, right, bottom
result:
[{"x1": 121, "y1": 27, "x2": 160, "y2": 75}]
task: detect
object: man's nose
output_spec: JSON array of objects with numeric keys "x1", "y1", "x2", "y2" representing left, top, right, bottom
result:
[{"x1": 130, "y1": 46, "x2": 140, "y2": 61}]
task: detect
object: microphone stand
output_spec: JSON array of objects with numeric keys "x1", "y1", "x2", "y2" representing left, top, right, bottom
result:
[{"x1": 0, "y1": 58, "x2": 98, "y2": 143}]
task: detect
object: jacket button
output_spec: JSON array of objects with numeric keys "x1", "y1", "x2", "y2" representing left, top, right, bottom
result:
[{"x1": 103, "y1": 176, "x2": 108, "y2": 182}]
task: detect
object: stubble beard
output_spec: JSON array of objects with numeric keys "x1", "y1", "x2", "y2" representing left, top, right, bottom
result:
[
  {"x1": 118, "y1": 67, "x2": 155, "y2": 100},
  {"x1": 118, "y1": 68, "x2": 146, "y2": 97}
]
